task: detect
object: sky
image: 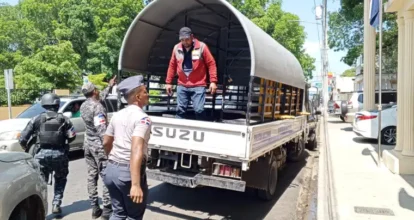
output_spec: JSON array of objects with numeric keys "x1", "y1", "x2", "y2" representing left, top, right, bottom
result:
[
  {"x1": 282, "y1": 0, "x2": 350, "y2": 84},
  {"x1": 2, "y1": 0, "x2": 350, "y2": 83}
]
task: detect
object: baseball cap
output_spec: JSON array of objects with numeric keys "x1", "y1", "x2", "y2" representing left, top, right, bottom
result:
[
  {"x1": 118, "y1": 75, "x2": 145, "y2": 96},
  {"x1": 81, "y1": 82, "x2": 97, "y2": 95},
  {"x1": 179, "y1": 27, "x2": 192, "y2": 40}
]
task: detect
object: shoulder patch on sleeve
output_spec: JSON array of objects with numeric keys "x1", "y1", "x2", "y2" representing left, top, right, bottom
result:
[
  {"x1": 140, "y1": 116, "x2": 151, "y2": 126},
  {"x1": 94, "y1": 113, "x2": 106, "y2": 126},
  {"x1": 67, "y1": 126, "x2": 76, "y2": 138}
]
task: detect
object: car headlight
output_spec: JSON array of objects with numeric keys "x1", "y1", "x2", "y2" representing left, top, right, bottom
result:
[{"x1": 0, "y1": 131, "x2": 21, "y2": 141}]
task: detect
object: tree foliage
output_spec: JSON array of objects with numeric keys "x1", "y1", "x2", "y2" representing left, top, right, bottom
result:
[
  {"x1": 328, "y1": 0, "x2": 397, "y2": 73},
  {"x1": 87, "y1": 73, "x2": 108, "y2": 90},
  {"x1": 14, "y1": 41, "x2": 81, "y2": 90},
  {"x1": 0, "y1": 0, "x2": 314, "y2": 95},
  {"x1": 232, "y1": 0, "x2": 315, "y2": 81},
  {"x1": 341, "y1": 68, "x2": 356, "y2": 77}
]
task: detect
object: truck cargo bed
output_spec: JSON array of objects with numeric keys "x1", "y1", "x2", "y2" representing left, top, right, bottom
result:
[{"x1": 149, "y1": 115, "x2": 307, "y2": 170}]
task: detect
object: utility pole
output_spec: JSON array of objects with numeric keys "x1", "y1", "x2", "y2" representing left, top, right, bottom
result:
[{"x1": 321, "y1": 0, "x2": 329, "y2": 116}]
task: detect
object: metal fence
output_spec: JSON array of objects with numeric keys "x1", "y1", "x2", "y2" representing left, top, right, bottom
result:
[{"x1": 0, "y1": 89, "x2": 52, "y2": 106}]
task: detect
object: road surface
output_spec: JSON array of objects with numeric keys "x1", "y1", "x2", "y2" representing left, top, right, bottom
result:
[{"x1": 46, "y1": 148, "x2": 318, "y2": 220}]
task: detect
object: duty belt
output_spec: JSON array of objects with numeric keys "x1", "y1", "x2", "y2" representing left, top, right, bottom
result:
[
  {"x1": 109, "y1": 159, "x2": 147, "y2": 169},
  {"x1": 40, "y1": 145, "x2": 64, "y2": 150}
]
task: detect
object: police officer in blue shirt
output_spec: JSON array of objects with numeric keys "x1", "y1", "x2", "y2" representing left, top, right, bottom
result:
[{"x1": 103, "y1": 75, "x2": 151, "y2": 220}]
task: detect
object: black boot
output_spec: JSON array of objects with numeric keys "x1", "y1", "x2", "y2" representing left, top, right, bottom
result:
[
  {"x1": 101, "y1": 205, "x2": 112, "y2": 220},
  {"x1": 92, "y1": 205, "x2": 102, "y2": 219},
  {"x1": 52, "y1": 204, "x2": 62, "y2": 214}
]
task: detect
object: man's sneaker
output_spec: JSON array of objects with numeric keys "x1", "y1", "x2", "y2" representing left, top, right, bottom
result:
[
  {"x1": 52, "y1": 204, "x2": 62, "y2": 214},
  {"x1": 101, "y1": 205, "x2": 113, "y2": 220},
  {"x1": 92, "y1": 206, "x2": 102, "y2": 219}
]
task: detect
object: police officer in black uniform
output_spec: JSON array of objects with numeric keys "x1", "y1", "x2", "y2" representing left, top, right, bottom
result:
[{"x1": 19, "y1": 93, "x2": 76, "y2": 215}]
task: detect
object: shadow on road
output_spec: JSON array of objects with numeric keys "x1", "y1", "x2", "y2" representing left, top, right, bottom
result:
[
  {"x1": 353, "y1": 137, "x2": 377, "y2": 144},
  {"x1": 46, "y1": 200, "x2": 91, "y2": 220},
  {"x1": 68, "y1": 150, "x2": 84, "y2": 161},
  {"x1": 398, "y1": 188, "x2": 414, "y2": 212},
  {"x1": 358, "y1": 136, "x2": 395, "y2": 165},
  {"x1": 327, "y1": 120, "x2": 345, "y2": 124},
  {"x1": 340, "y1": 127, "x2": 353, "y2": 132},
  {"x1": 146, "y1": 151, "x2": 310, "y2": 220}
]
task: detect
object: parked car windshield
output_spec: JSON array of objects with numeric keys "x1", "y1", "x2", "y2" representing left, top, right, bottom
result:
[{"x1": 16, "y1": 102, "x2": 66, "y2": 119}]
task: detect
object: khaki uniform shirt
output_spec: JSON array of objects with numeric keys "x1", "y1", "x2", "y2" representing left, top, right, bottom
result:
[{"x1": 105, "y1": 105, "x2": 151, "y2": 164}]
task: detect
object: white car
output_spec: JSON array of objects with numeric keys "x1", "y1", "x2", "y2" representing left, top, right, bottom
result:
[
  {"x1": 0, "y1": 151, "x2": 47, "y2": 220},
  {"x1": 352, "y1": 104, "x2": 397, "y2": 145},
  {"x1": 344, "y1": 90, "x2": 397, "y2": 123},
  {"x1": 0, "y1": 95, "x2": 118, "y2": 155}
]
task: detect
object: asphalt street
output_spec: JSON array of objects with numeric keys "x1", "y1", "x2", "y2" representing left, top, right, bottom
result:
[{"x1": 45, "y1": 148, "x2": 318, "y2": 220}]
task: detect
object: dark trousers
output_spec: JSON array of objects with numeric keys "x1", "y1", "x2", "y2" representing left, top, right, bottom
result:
[
  {"x1": 103, "y1": 161, "x2": 148, "y2": 220},
  {"x1": 176, "y1": 85, "x2": 206, "y2": 120},
  {"x1": 34, "y1": 148, "x2": 69, "y2": 206}
]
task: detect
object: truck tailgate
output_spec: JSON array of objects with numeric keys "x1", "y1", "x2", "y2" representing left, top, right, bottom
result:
[{"x1": 149, "y1": 116, "x2": 249, "y2": 160}]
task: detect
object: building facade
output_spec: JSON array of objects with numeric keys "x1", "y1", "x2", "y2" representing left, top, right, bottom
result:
[{"x1": 380, "y1": 0, "x2": 414, "y2": 174}]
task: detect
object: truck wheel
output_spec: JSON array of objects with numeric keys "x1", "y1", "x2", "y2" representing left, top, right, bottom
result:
[
  {"x1": 287, "y1": 139, "x2": 305, "y2": 162},
  {"x1": 257, "y1": 158, "x2": 278, "y2": 201},
  {"x1": 306, "y1": 139, "x2": 317, "y2": 151}
]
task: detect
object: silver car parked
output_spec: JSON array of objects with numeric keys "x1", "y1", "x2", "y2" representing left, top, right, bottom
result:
[
  {"x1": 0, "y1": 95, "x2": 119, "y2": 155},
  {"x1": 0, "y1": 151, "x2": 47, "y2": 220}
]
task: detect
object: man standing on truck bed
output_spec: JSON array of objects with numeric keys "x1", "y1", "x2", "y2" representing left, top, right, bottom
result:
[{"x1": 165, "y1": 27, "x2": 218, "y2": 120}]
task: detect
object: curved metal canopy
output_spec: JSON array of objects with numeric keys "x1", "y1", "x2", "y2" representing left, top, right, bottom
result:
[{"x1": 119, "y1": 0, "x2": 306, "y2": 89}]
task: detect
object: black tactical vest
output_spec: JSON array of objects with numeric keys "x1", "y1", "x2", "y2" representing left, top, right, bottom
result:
[{"x1": 38, "y1": 112, "x2": 66, "y2": 149}]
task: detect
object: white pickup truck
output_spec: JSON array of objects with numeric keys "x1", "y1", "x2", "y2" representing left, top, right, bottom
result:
[{"x1": 116, "y1": 0, "x2": 319, "y2": 200}]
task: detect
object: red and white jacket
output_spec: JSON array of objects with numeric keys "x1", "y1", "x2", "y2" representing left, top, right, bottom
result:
[{"x1": 166, "y1": 39, "x2": 218, "y2": 87}]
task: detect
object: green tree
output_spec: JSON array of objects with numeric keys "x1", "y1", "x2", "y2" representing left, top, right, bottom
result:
[
  {"x1": 87, "y1": 73, "x2": 108, "y2": 90},
  {"x1": 328, "y1": 0, "x2": 397, "y2": 73},
  {"x1": 55, "y1": 0, "x2": 98, "y2": 70},
  {"x1": 0, "y1": 3, "x2": 44, "y2": 72},
  {"x1": 341, "y1": 68, "x2": 356, "y2": 77},
  {"x1": 232, "y1": 1, "x2": 315, "y2": 81},
  {"x1": 86, "y1": 0, "x2": 145, "y2": 75},
  {"x1": 14, "y1": 41, "x2": 82, "y2": 90}
]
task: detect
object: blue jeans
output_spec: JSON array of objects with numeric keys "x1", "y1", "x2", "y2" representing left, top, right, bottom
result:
[{"x1": 176, "y1": 85, "x2": 206, "y2": 120}]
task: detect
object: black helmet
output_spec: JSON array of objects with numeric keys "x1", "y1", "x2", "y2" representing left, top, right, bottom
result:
[{"x1": 41, "y1": 93, "x2": 60, "y2": 107}]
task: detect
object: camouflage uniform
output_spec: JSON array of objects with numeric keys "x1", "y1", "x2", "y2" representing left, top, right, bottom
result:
[
  {"x1": 80, "y1": 85, "x2": 112, "y2": 209},
  {"x1": 19, "y1": 112, "x2": 75, "y2": 207}
]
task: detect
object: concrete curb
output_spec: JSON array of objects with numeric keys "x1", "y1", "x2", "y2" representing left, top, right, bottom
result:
[{"x1": 317, "y1": 116, "x2": 338, "y2": 220}]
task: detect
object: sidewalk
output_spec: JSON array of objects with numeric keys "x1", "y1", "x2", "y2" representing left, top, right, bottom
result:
[{"x1": 318, "y1": 116, "x2": 414, "y2": 220}]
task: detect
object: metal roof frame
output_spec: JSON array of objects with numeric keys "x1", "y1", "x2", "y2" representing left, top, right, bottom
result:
[{"x1": 118, "y1": 0, "x2": 306, "y2": 89}]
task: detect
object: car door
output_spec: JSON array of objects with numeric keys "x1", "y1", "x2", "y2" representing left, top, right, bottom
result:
[
  {"x1": 101, "y1": 98, "x2": 118, "y2": 121},
  {"x1": 62, "y1": 100, "x2": 86, "y2": 150}
]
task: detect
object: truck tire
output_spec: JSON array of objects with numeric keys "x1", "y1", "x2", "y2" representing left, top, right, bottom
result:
[
  {"x1": 306, "y1": 130, "x2": 317, "y2": 151},
  {"x1": 287, "y1": 138, "x2": 305, "y2": 162},
  {"x1": 257, "y1": 157, "x2": 278, "y2": 201},
  {"x1": 339, "y1": 115, "x2": 345, "y2": 122}
]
